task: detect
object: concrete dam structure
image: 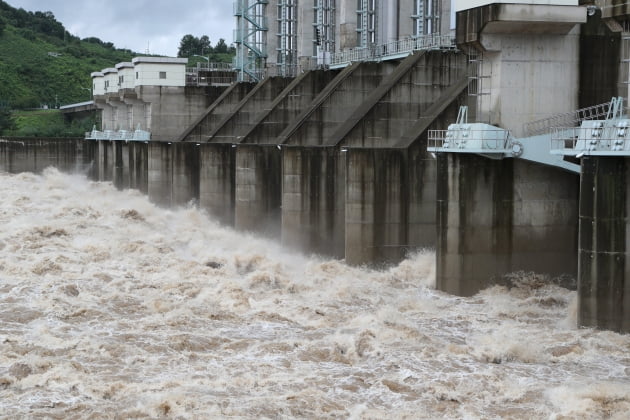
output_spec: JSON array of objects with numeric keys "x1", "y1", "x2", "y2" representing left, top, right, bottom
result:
[{"x1": 3, "y1": 0, "x2": 630, "y2": 333}]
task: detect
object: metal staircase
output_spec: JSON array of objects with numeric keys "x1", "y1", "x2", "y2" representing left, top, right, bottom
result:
[{"x1": 234, "y1": 0, "x2": 269, "y2": 82}]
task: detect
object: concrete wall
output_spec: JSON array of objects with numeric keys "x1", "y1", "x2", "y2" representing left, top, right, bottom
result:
[
  {"x1": 0, "y1": 138, "x2": 84, "y2": 174},
  {"x1": 345, "y1": 145, "x2": 436, "y2": 265},
  {"x1": 281, "y1": 61, "x2": 396, "y2": 146},
  {"x1": 579, "y1": 11, "x2": 623, "y2": 108},
  {"x1": 179, "y1": 83, "x2": 256, "y2": 143},
  {"x1": 339, "y1": 51, "x2": 466, "y2": 148},
  {"x1": 199, "y1": 144, "x2": 235, "y2": 226},
  {"x1": 436, "y1": 154, "x2": 579, "y2": 296},
  {"x1": 137, "y1": 86, "x2": 215, "y2": 141},
  {"x1": 242, "y1": 70, "x2": 339, "y2": 145},
  {"x1": 208, "y1": 77, "x2": 293, "y2": 143},
  {"x1": 477, "y1": 30, "x2": 581, "y2": 135},
  {"x1": 578, "y1": 157, "x2": 630, "y2": 333},
  {"x1": 235, "y1": 144, "x2": 282, "y2": 238},
  {"x1": 147, "y1": 142, "x2": 173, "y2": 206},
  {"x1": 281, "y1": 146, "x2": 346, "y2": 257}
]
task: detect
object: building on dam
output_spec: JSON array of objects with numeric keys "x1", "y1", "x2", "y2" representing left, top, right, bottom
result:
[{"x1": 6, "y1": 0, "x2": 626, "y2": 332}]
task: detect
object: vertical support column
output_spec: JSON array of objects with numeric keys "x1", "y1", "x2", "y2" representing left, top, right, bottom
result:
[
  {"x1": 235, "y1": 144, "x2": 282, "y2": 238},
  {"x1": 199, "y1": 143, "x2": 236, "y2": 226},
  {"x1": 112, "y1": 141, "x2": 130, "y2": 190},
  {"x1": 97, "y1": 140, "x2": 114, "y2": 182},
  {"x1": 128, "y1": 141, "x2": 148, "y2": 193},
  {"x1": 578, "y1": 157, "x2": 630, "y2": 333},
  {"x1": 148, "y1": 142, "x2": 173, "y2": 207},
  {"x1": 281, "y1": 146, "x2": 345, "y2": 258},
  {"x1": 345, "y1": 148, "x2": 415, "y2": 266},
  {"x1": 82, "y1": 140, "x2": 99, "y2": 181},
  {"x1": 436, "y1": 154, "x2": 578, "y2": 296},
  {"x1": 171, "y1": 142, "x2": 200, "y2": 206}
]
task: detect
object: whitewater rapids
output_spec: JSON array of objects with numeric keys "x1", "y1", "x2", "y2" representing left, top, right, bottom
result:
[{"x1": 0, "y1": 168, "x2": 629, "y2": 419}]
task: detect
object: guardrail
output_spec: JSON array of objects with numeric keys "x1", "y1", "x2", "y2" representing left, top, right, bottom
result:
[
  {"x1": 523, "y1": 101, "x2": 614, "y2": 137},
  {"x1": 428, "y1": 128, "x2": 511, "y2": 151},
  {"x1": 330, "y1": 34, "x2": 456, "y2": 67},
  {"x1": 551, "y1": 125, "x2": 630, "y2": 153},
  {"x1": 85, "y1": 129, "x2": 151, "y2": 141}
]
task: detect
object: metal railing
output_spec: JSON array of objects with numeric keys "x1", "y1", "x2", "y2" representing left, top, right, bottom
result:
[
  {"x1": 523, "y1": 101, "x2": 614, "y2": 137},
  {"x1": 85, "y1": 129, "x2": 151, "y2": 141},
  {"x1": 185, "y1": 62, "x2": 237, "y2": 86},
  {"x1": 551, "y1": 125, "x2": 630, "y2": 153},
  {"x1": 428, "y1": 128, "x2": 511, "y2": 151},
  {"x1": 330, "y1": 34, "x2": 455, "y2": 67},
  {"x1": 187, "y1": 62, "x2": 233, "y2": 72}
]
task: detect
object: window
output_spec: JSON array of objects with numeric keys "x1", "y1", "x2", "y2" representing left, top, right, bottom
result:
[
  {"x1": 136, "y1": 71, "x2": 139, "y2": 79},
  {"x1": 119, "y1": 75, "x2": 124, "y2": 85},
  {"x1": 413, "y1": 0, "x2": 440, "y2": 36},
  {"x1": 356, "y1": 0, "x2": 376, "y2": 47},
  {"x1": 159, "y1": 71, "x2": 167, "y2": 79},
  {"x1": 105, "y1": 80, "x2": 109, "y2": 88}
]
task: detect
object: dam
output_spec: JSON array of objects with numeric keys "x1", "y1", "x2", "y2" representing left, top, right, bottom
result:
[{"x1": 2, "y1": 0, "x2": 630, "y2": 334}]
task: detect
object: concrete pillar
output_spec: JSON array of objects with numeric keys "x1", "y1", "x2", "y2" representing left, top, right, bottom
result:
[
  {"x1": 97, "y1": 140, "x2": 114, "y2": 182},
  {"x1": 100, "y1": 103, "x2": 116, "y2": 131},
  {"x1": 436, "y1": 154, "x2": 579, "y2": 296},
  {"x1": 107, "y1": 98, "x2": 129, "y2": 131},
  {"x1": 171, "y1": 142, "x2": 200, "y2": 206},
  {"x1": 345, "y1": 147, "x2": 433, "y2": 266},
  {"x1": 112, "y1": 141, "x2": 130, "y2": 190},
  {"x1": 281, "y1": 146, "x2": 346, "y2": 258},
  {"x1": 82, "y1": 140, "x2": 99, "y2": 181},
  {"x1": 578, "y1": 157, "x2": 630, "y2": 333},
  {"x1": 128, "y1": 141, "x2": 148, "y2": 193},
  {"x1": 235, "y1": 144, "x2": 282, "y2": 237},
  {"x1": 199, "y1": 144, "x2": 235, "y2": 226},
  {"x1": 123, "y1": 97, "x2": 149, "y2": 131},
  {"x1": 148, "y1": 142, "x2": 173, "y2": 206}
]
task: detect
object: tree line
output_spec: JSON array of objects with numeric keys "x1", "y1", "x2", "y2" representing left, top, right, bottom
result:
[{"x1": 177, "y1": 34, "x2": 234, "y2": 60}]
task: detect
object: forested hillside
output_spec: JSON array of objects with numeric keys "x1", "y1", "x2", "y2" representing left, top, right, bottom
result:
[{"x1": 0, "y1": 0, "x2": 135, "y2": 110}]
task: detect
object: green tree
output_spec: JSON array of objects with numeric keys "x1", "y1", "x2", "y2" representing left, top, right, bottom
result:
[
  {"x1": 0, "y1": 105, "x2": 15, "y2": 135},
  {"x1": 199, "y1": 35, "x2": 211, "y2": 54},
  {"x1": 178, "y1": 34, "x2": 199, "y2": 57},
  {"x1": 215, "y1": 38, "x2": 228, "y2": 53}
]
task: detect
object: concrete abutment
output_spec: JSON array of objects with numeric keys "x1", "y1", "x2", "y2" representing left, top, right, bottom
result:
[
  {"x1": 436, "y1": 154, "x2": 579, "y2": 296},
  {"x1": 579, "y1": 157, "x2": 630, "y2": 333}
]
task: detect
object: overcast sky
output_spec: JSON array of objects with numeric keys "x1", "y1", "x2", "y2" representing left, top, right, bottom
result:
[{"x1": 5, "y1": 0, "x2": 235, "y2": 57}]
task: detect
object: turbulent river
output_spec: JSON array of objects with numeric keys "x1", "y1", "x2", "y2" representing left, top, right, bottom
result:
[{"x1": 0, "y1": 168, "x2": 629, "y2": 419}]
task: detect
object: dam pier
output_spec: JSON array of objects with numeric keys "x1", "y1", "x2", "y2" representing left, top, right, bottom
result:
[{"x1": 2, "y1": 0, "x2": 630, "y2": 333}]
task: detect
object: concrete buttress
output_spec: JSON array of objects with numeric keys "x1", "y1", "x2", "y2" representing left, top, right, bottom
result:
[
  {"x1": 578, "y1": 157, "x2": 630, "y2": 333},
  {"x1": 436, "y1": 154, "x2": 579, "y2": 296}
]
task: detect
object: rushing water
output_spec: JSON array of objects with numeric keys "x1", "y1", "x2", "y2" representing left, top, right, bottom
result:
[{"x1": 0, "y1": 168, "x2": 629, "y2": 419}]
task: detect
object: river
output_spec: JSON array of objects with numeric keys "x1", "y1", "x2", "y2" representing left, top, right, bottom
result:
[{"x1": 1, "y1": 168, "x2": 629, "y2": 418}]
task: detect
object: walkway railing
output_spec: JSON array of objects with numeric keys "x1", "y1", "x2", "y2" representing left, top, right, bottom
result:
[
  {"x1": 186, "y1": 62, "x2": 237, "y2": 86},
  {"x1": 551, "y1": 124, "x2": 630, "y2": 155},
  {"x1": 330, "y1": 34, "x2": 456, "y2": 67},
  {"x1": 85, "y1": 128, "x2": 151, "y2": 141},
  {"x1": 428, "y1": 127, "x2": 512, "y2": 152},
  {"x1": 523, "y1": 101, "x2": 614, "y2": 137}
]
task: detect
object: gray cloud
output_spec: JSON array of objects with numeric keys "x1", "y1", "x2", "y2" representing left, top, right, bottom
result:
[{"x1": 5, "y1": 0, "x2": 235, "y2": 56}]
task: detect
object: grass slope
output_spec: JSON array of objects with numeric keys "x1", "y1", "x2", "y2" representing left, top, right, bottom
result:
[{"x1": 0, "y1": 25, "x2": 133, "y2": 109}]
